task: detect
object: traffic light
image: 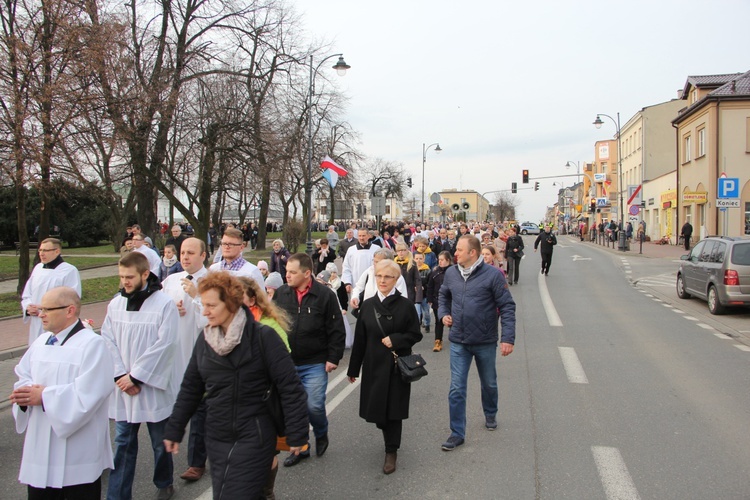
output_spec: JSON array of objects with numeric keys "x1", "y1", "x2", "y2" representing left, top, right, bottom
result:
[
  {"x1": 511, "y1": 182, "x2": 517, "y2": 194},
  {"x1": 534, "y1": 181, "x2": 539, "y2": 191},
  {"x1": 407, "y1": 177, "x2": 412, "y2": 188},
  {"x1": 522, "y1": 169, "x2": 529, "y2": 183},
  {"x1": 590, "y1": 200, "x2": 596, "y2": 213}
]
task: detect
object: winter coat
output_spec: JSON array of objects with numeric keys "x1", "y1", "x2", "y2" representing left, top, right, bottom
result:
[
  {"x1": 270, "y1": 248, "x2": 291, "y2": 281},
  {"x1": 534, "y1": 232, "x2": 557, "y2": 254},
  {"x1": 347, "y1": 292, "x2": 422, "y2": 423},
  {"x1": 506, "y1": 234, "x2": 525, "y2": 260},
  {"x1": 273, "y1": 279, "x2": 346, "y2": 366},
  {"x1": 438, "y1": 260, "x2": 516, "y2": 345},
  {"x1": 164, "y1": 309, "x2": 309, "y2": 448},
  {"x1": 396, "y1": 260, "x2": 424, "y2": 304},
  {"x1": 426, "y1": 264, "x2": 448, "y2": 309}
]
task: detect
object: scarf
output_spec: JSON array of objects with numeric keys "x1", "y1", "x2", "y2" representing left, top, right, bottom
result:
[
  {"x1": 457, "y1": 258, "x2": 482, "y2": 281},
  {"x1": 162, "y1": 255, "x2": 178, "y2": 268},
  {"x1": 43, "y1": 255, "x2": 64, "y2": 269},
  {"x1": 119, "y1": 273, "x2": 161, "y2": 311},
  {"x1": 204, "y1": 308, "x2": 247, "y2": 356}
]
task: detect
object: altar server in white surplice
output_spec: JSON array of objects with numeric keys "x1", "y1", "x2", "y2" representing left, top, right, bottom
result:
[
  {"x1": 12, "y1": 286, "x2": 114, "y2": 499},
  {"x1": 101, "y1": 251, "x2": 179, "y2": 500},
  {"x1": 160, "y1": 237, "x2": 210, "y2": 483},
  {"x1": 21, "y1": 238, "x2": 81, "y2": 346}
]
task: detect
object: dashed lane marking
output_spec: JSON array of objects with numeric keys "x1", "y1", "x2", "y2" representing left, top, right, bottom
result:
[
  {"x1": 684, "y1": 316, "x2": 698, "y2": 321},
  {"x1": 714, "y1": 333, "x2": 732, "y2": 340},
  {"x1": 734, "y1": 344, "x2": 750, "y2": 352},
  {"x1": 592, "y1": 446, "x2": 641, "y2": 500},
  {"x1": 539, "y1": 271, "x2": 562, "y2": 327},
  {"x1": 697, "y1": 323, "x2": 714, "y2": 330},
  {"x1": 558, "y1": 347, "x2": 588, "y2": 384}
]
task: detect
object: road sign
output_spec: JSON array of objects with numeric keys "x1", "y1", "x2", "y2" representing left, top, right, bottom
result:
[
  {"x1": 715, "y1": 199, "x2": 740, "y2": 208},
  {"x1": 430, "y1": 192, "x2": 441, "y2": 204},
  {"x1": 717, "y1": 177, "x2": 739, "y2": 198},
  {"x1": 596, "y1": 197, "x2": 608, "y2": 207},
  {"x1": 628, "y1": 205, "x2": 640, "y2": 216},
  {"x1": 627, "y1": 185, "x2": 642, "y2": 205},
  {"x1": 370, "y1": 196, "x2": 386, "y2": 216}
]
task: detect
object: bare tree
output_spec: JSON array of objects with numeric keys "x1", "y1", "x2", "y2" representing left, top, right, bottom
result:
[{"x1": 491, "y1": 191, "x2": 517, "y2": 222}]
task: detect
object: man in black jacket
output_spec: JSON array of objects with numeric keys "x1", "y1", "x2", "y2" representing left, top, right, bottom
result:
[
  {"x1": 273, "y1": 253, "x2": 346, "y2": 467},
  {"x1": 534, "y1": 225, "x2": 558, "y2": 276}
]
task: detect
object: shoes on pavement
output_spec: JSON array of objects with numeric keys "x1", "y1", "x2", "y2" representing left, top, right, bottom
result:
[
  {"x1": 514, "y1": 281, "x2": 518, "y2": 285},
  {"x1": 179, "y1": 466, "x2": 205, "y2": 481},
  {"x1": 315, "y1": 433, "x2": 329, "y2": 457},
  {"x1": 433, "y1": 339, "x2": 443, "y2": 352},
  {"x1": 283, "y1": 449, "x2": 310, "y2": 467},
  {"x1": 441, "y1": 435, "x2": 465, "y2": 451},
  {"x1": 541, "y1": 268, "x2": 544, "y2": 274},
  {"x1": 485, "y1": 416, "x2": 498, "y2": 431},
  {"x1": 545, "y1": 272, "x2": 548, "y2": 276},
  {"x1": 424, "y1": 324, "x2": 430, "y2": 333},
  {"x1": 157, "y1": 485, "x2": 174, "y2": 500},
  {"x1": 383, "y1": 452, "x2": 397, "y2": 474}
]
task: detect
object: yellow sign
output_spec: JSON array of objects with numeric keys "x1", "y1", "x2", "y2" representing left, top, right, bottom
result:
[
  {"x1": 682, "y1": 191, "x2": 707, "y2": 204},
  {"x1": 661, "y1": 190, "x2": 676, "y2": 203}
]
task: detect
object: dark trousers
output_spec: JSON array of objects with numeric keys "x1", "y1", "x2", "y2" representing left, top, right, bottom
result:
[
  {"x1": 188, "y1": 398, "x2": 208, "y2": 468},
  {"x1": 541, "y1": 252, "x2": 553, "y2": 274},
  {"x1": 28, "y1": 477, "x2": 101, "y2": 500},
  {"x1": 684, "y1": 236, "x2": 691, "y2": 251},
  {"x1": 376, "y1": 420, "x2": 403, "y2": 453},
  {"x1": 507, "y1": 256, "x2": 521, "y2": 284},
  {"x1": 432, "y1": 307, "x2": 444, "y2": 341}
]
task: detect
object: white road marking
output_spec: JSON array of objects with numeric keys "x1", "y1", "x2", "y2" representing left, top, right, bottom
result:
[
  {"x1": 684, "y1": 316, "x2": 698, "y2": 321},
  {"x1": 558, "y1": 347, "x2": 588, "y2": 384},
  {"x1": 652, "y1": 298, "x2": 662, "y2": 302},
  {"x1": 644, "y1": 294, "x2": 653, "y2": 297},
  {"x1": 714, "y1": 333, "x2": 731, "y2": 340},
  {"x1": 672, "y1": 309, "x2": 685, "y2": 314},
  {"x1": 592, "y1": 446, "x2": 642, "y2": 500},
  {"x1": 326, "y1": 371, "x2": 349, "y2": 394},
  {"x1": 662, "y1": 304, "x2": 673, "y2": 308},
  {"x1": 572, "y1": 254, "x2": 592, "y2": 261},
  {"x1": 697, "y1": 323, "x2": 714, "y2": 330},
  {"x1": 734, "y1": 344, "x2": 750, "y2": 352},
  {"x1": 539, "y1": 272, "x2": 562, "y2": 326}
]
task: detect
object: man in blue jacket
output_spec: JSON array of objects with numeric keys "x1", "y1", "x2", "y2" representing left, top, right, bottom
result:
[{"x1": 438, "y1": 235, "x2": 516, "y2": 451}]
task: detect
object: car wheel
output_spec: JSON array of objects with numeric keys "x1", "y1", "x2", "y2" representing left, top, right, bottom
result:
[
  {"x1": 707, "y1": 285, "x2": 725, "y2": 315},
  {"x1": 676, "y1": 274, "x2": 691, "y2": 299},
  {"x1": 522, "y1": 230, "x2": 528, "y2": 235}
]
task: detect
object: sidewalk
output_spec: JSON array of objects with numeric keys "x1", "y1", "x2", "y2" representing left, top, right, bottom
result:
[{"x1": 571, "y1": 235, "x2": 688, "y2": 260}]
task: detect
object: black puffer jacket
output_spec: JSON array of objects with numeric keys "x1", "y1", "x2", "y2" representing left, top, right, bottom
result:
[
  {"x1": 426, "y1": 264, "x2": 448, "y2": 307},
  {"x1": 164, "y1": 309, "x2": 309, "y2": 447}
]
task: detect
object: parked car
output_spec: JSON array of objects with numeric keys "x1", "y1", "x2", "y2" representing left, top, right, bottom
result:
[
  {"x1": 518, "y1": 222, "x2": 540, "y2": 235},
  {"x1": 676, "y1": 236, "x2": 750, "y2": 314}
]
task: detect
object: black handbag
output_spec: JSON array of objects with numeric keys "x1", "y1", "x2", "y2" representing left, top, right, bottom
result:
[
  {"x1": 257, "y1": 326, "x2": 285, "y2": 436},
  {"x1": 373, "y1": 310, "x2": 428, "y2": 383}
]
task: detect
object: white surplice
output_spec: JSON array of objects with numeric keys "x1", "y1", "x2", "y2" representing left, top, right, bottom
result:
[
  {"x1": 341, "y1": 245, "x2": 376, "y2": 287},
  {"x1": 21, "y1": 262, "x2": 81, "y2": 346},
  {"x1": 101, "y1": 290, "x2": 179, "y2": 423},
  {"x1": 13, "y1": 323, "x2": 114, "y2": 489},
  {"x1": 160, "y1": 267, "x2": 208, "y2": 390}
]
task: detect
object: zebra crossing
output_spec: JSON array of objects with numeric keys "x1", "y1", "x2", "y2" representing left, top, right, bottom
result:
[{"x1": 633, "y1": 272, "x2": 675, "y2": 288}]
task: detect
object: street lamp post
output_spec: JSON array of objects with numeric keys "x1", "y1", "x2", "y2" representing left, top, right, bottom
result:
[
  {"x1": 305, "y1": 54, "x2": 350, "y2": 255},
  {"x1": 422, "y1": 142, "x2": 442, "y2": 223},
  {"x1": 593, "y1": 112, "x2": 625, "y2": 250}
]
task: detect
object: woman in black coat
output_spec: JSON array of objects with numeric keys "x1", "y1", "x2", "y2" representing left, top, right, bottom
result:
[
  {"x1": 164, "y1": 272, "x2": 308, "y2": 500},
  {"x1": 426, "y1": 251, "x2": 452, "y2": 352},
  {"x1": 505, "y1": 226, "x2": 525, "y2": 285},
  {"x1": 347, "y1": 259, "x2": 423, "y2": 475},
  {"x1": 394, "y1": 243, "x2": 423, "y2": 307}
]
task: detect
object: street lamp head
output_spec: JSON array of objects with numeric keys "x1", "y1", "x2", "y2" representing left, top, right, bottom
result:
[
  {"x1": 565, "y1": 161, "x2": 574, "y2": 169},
  {"x1": 332, "y1": 56, "x2": 351, "y2": 76},
  {"x1": 434, "y1": 144, "x2": 442, "y2": 153},
  {"x1": 593, "y1": 115, "x2": 604, "y2": 129}
]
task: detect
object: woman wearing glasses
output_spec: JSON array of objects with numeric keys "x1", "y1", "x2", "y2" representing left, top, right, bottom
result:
[{"x1": 347, "y1": 259, "x2": 422, "y2": 475}]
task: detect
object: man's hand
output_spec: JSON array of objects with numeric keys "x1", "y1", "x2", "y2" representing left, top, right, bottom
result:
[
  {"x1": 116, "y1": 374, "x2": 141, "y2": 395},
  {"x1": 176, "y1": 300, "x2": 186, "y2": 317},
  {"x1": 164, "y1": 440, "x2": 179, "y2": 454},
  {"x1": 181, "y1": 277, "x2": 198, "y2": 298},
  {"x1": 10, "y1": 384, "x2": 45, "y2": 406},
  {"x1": 350, "y1": 296, "x2": 359, "y2": 309},
  {"x1": 325, "y1": 362, "x2": 338, "y2": 373},
  {"x1": 348, "y1": 376, "x2": 357, "y2": 383},
  {"x1": 500, "y1": 342, "x2": 514, "y2": 356},
  {"x1": 345, "y1": 284, "x2": 352, "y2": 293},
  {"x1": 26, "y1": 304, "x2": 39, "y2": 317},
  {"x1": 442, "y1": 315, "x2": 453, "y2": 327}
]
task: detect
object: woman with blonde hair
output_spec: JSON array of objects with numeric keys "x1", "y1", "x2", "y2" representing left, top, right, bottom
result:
[
  {"x1": 238, "y1": 277, "x2": 290, "y2": 350},
  {"x1": 270, "y1": 239, "x2": 291, "y2": 282},
  {"x1": 394, "y1": 243, "x2": 423, "y2": 312}
]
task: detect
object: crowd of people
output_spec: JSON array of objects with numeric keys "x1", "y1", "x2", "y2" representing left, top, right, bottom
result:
[{"x1": 12, "y1": 218, "x2": 527, "y2": 499}]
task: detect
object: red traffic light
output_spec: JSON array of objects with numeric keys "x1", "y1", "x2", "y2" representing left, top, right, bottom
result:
[{"x1": 522, "y1": 169, "x2": 529, "y2": 184}]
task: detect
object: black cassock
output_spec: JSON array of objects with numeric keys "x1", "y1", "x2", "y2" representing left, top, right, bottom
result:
[{"x1": 347, "y1": 291, "x2": 423, "y2": 423}]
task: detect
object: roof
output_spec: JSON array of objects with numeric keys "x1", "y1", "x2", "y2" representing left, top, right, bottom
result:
[
  {"x1": 674, "y1": 69, "x2": 750, "y2": 124},
  {"x1": 681, "y1": 73, "x2": 742, "y2": 99},
  {"x1": 710, "y1": 69, "x2": 750, "y2": 96}
]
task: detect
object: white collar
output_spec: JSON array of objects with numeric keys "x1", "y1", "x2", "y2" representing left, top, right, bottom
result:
[{"x1": 377, "y1": 287, "x2": 397, "y2": 301}]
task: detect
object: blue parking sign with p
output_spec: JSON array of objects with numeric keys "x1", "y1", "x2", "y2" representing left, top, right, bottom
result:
[{"x1": 717, "y1": 178, "x2": 739, "y2": 198}]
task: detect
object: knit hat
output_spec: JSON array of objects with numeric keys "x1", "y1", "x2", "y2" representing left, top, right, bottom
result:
[
  {"x1": 265, "y1": 272, "x2": 283, "y2": 290},
  {"x1": 257, "y1": 260, "x2": 269, "y2": 271},
  {"x1": 325, "y1": 262, "x2": 338, "y2": 274},
  {"x1": 316, "y1": 270, "x2": 331, "y2": 283}
]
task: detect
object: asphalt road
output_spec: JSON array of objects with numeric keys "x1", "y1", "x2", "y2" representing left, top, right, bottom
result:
[{"x1": 2, "y1": 236, "x2": 749, "y2": 499}]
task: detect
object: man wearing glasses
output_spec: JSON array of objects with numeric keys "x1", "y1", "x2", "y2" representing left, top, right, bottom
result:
[
  {"x1": 21, "y1": 238, "x2": 81, "y2": 346},
  {"x1": 12, "y1": 286, "x2": 114, "y2": 499},
  {"x1": 208, "y1": 227, "x2": 265, "y2": 288},
  {"x1": 132, "y1": 234, "x2": 162, "y2": 277}
]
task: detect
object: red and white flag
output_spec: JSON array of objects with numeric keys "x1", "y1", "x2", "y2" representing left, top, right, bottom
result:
[{"x1": 320, "y1": 156, "x2": 348, "y2": 176}]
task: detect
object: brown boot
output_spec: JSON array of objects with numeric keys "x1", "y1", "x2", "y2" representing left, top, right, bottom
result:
[
  {"x1": 179, "y1": 466, "x2": 205, "y2": 481},
  {"x1": 263, "y1": 463, "x2": 278, "y2": 500},
  {"x1": 433, "y1": 339, "x2": 442, "y2": 352},
  {"x1": 383, "y1": 452, "x2": 397, "y2": 475}
]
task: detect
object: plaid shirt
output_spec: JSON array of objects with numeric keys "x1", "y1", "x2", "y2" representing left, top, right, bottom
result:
[{"x1": 221, "y1": 256, "x2": 248, "y2": 272}]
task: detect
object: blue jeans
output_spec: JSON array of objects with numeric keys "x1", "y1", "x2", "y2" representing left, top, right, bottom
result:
[
  {"x1": 187, "y1": 398, "x2": 207, "y2": 468},
  {"x1": 420, "y1": 298, "x2": 431, "y2": 327},
  {"x1": 107, "y1": 419, "x2": 173, "y2": 500},
  {"x1": 448, "y1": 342, "x2": 498, "y2": 439},
  {"x1": 296, "y1": 363, "x2": 328, "y2": 440}
]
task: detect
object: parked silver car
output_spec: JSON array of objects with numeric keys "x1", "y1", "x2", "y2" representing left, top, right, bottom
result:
[
  {"x1": 676, "y1": 236, "x2": 750, "y2": 314},
  {"x1": 518, "y1": 222, "x2": 540, "y2": 235}
]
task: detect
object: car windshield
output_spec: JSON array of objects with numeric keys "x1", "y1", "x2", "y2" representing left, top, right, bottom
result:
[{"x1": 731, "y1": 243, "x2": 750, "y2": 265}]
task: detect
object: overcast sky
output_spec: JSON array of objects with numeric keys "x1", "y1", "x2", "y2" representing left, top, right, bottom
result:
[{"x1": 291, "y1": 0, "x2": 750, "y2": 222}]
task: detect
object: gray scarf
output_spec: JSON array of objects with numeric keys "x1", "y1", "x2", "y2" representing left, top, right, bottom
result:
[{"x1": 204, "y1": 309, "x2": 247, "y2": 356}]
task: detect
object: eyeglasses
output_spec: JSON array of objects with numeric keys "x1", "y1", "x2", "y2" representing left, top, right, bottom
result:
[
  {"x1": 221, "y1": 242, "x2": 243, "y2": 247},
  {"x1": 38, "y1": 248, "x2": 58, "y2": 253},
  {"x1": 38, "y1": 305, "x2": 71, "y2": 315},
  {"x1": 375, "y1": 274, "x2": 398, "y2": 281}
]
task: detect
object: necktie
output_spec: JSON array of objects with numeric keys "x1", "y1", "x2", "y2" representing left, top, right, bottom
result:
[{"x1": 46, "y1": 335, "x2": 58, "y2": 346}]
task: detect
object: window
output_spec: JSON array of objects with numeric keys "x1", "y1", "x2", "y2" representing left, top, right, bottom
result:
[
  {"x1": 683, "y1": 135, "x2": 692, "y2": 163},
  {"x1": 697, "y1": 128, "x2": 706, "y2": 157},
  {"x1": 711, "y1": 242, "x2": 726, "y2": 263},
  {"x1": 601, "y1": 162, "x2": 608, "y2": 174}
]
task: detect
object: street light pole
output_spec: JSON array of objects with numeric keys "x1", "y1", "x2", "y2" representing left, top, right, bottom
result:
[
  {"x1": 305, "y1": 54, "x2": 350, "y2": 255},
  {"x1": 422, "y1": 142, "x2": 441, "y2": 223},
  {"x1": 594, "y1": 112, "x2": 625, "y2": 249}
]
